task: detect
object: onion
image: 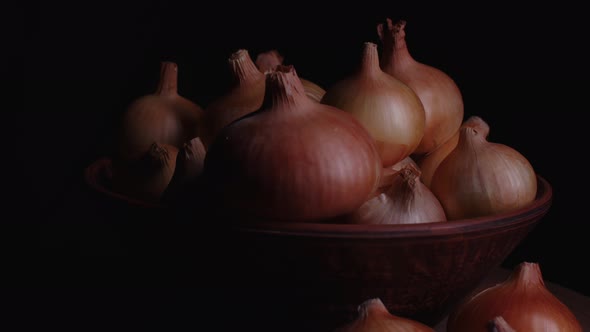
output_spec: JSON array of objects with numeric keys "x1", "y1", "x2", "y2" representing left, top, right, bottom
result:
[
  {"x1": 111, "y1": 142, "x2": 178, "y2": 203},
  {"x1": 255, "y1": 49, "x2": 326, "y2": 102},
  {"x1": 203, "y1": 65, "x2": 382, "y2": 222},
  {"x1": 378, "y1": 19, "x2": 464, "y2": 156},
  {"x1": 349, "y1": 163, "x2": 446, "y2": 225},
  {"x1": 430, "y1": 119, "x2": 537, "y2": 220},
  {"x1": 335, "y1": 298, "x2": 434, "y2": 332},
  {"x1": 162, "y1": 136, "x2": 206, "y2": 202},
  {"x1": 418, "y1": 116, "x2": 489, "y2": 188},
  {"x1": 117, "y1": 62, "x2": 204, "y2": 161},
  {"x1": 202, "y1": 49, "x2": 266, "y2": 147},
  {"x1": 321, "y1": 42, "x2": 425, "y2": 167},
  {"x1": 447, "y1": 262, "x2": 582, "y2": 332}
]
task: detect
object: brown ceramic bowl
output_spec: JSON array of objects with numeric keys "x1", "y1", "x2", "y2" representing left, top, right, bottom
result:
[
  {"x1": 218, "y1": 175, "x2": 552, "y2": 330},
  {"x1": 84, "y1": 159, "x2": 552, "y2": 330},
  {"x1": 84, "y1": 157, "x2": 165, "y2": 209}
]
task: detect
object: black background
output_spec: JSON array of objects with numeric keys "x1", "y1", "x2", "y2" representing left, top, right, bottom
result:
[{"x1": 14, "y1": 0, "x2": 589, "y2": 329}]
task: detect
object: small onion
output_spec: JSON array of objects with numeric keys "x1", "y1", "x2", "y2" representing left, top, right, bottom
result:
[
  {"x1": 162, "y1": 136, "x2": 206, "y2": 202},
  {"x1": 378, "y1": 19, "x2": 464, "y2": 156},
  {"x1": 335, "y1": 298, "x2": 434, "y2": 332},
  {"x1": 117, "y1": 62, "x2": 204, "y2": 161},
  {"x1": 203, "y1": 65, "x2": 382, "y2": 222},
  {"x1": 430, "y1": 120, "x2": 537, "y2": 220},
  {"x1": 111, "y1": 142, "x2": 178, "y2": 203},
  {"x1": 321, "y1": 42, "x2": 425, "y2": 167},
  {"x1": 447, "y1": 262, "x2": 582, "y2": 332},
  {"x1": 349, "y1": 163, "x2": 446, "y2": 225},
  {"x1": 202, "y1": 49, "x2": 266, "y2": 147}
]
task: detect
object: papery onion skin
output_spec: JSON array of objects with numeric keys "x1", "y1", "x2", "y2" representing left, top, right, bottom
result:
[
  {"x1": 378, "y1": 19, "x2": 464, "y2": 156},
  {"x1": 447, "y1": 262, "x2": 582, "y2": 332},
  {"x1": 350, "y1": 164, "x2": 446, "y2": 225},
  {"x1": 203, "y1": 65, "x2": 382, "y2": 222},
  {"x1": 321, "y1": 42, "x2": 425, "y2": 167},
  {"x1": 202, "y1": 49, "x2": 266, "y2": 147},
  {"x1": 418, "y1": 116, "x2": 489, "y2": 188},
  {"x1": 118, "y1": 62, "x2": 204, "y2": 161},
  {"x1": 335, "y1": 298, "x2": 434, "y2": 332},
  {"x1": 430, "y1": 124, "x2": 537, "y2": 220}
]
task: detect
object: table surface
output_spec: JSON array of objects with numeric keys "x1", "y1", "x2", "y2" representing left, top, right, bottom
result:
[{"x1": 433, "y1": 267, "x2": 590, "y2": 331}]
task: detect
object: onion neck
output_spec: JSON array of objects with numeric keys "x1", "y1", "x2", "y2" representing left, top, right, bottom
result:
[
  {"x1": 510, "y1": 262, "x2": 546, "y2": 288},
  {"x1": 263, "y1": 65, "x2": 309, "y2": 110},
  {"x1": 379, "y1": 19, "x2": 414, "y2": 70},
  {"x1": 230, "y1": 49, "x2": 264, "y2": 85},
  {"x1": 458, "y1": 126, "x2": 487, "y2": 149},
  {"x1": 359, "y1": 42, "x2": 382, "y2": 77},
  {"x1": 156, "y1": 62, "x2": 178, "y2": 96}
]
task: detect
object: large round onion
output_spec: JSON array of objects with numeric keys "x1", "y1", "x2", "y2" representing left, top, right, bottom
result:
[{"x1": 203, "y1": 65, "x2": 382, "y2": 222}]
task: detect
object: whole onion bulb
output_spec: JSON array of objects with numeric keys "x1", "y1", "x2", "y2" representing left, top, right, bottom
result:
[
  {"x1": 430, "y1": 123, "x2": 537, "y2": 220},
  {"x1": 321, "y1": 42, "x2": 425, "y2": 167},
  {"x1": 203, "y1": 65, "x2": 382, "y2": 222},
  {"x1": 378, "y1": 19, "x2": 464, "y2": 156},
  {"x1": 117, "y1": 61, "x2": 204, "y2": 161}
]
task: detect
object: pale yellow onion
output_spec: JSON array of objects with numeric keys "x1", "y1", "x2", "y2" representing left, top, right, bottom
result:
[
  {"x1": 378, "y1": 19, "x2": 464, "y2": 155},
  {"x1": 255, "y1": 49, "x2": 326, "y2": 102},
  {"x1": 111, "y1": 142, "x2": 178, "y2": 203},
  {"x1": 349, "y1": 163, "x2": 446, "y2": 225},
  {"x1": 430, "y1": 124, "x2": 537, "y2": 220},
  {"x1": 418, "y1": 116, "x2": 489, "y2": 188},
  {"x1": 334, "y1": 298, "x2": 434, "y2": 332},
  {"x1": 202, "y1": 49, "x2": 266, "y2": 147},
  {"x1": 321, "y1": 42, "x2": 425, "y2": 167},
  {"x1": 118, "y1": 62, "x2": 204, "y2": 161},
  {"x1": 447, "y1": 262, "x2": 582, "y2": 332}
]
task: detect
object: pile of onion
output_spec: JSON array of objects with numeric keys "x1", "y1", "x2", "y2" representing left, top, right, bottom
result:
[{"x1": 101, "y1": 18, "x2": 540, "y2": 225}]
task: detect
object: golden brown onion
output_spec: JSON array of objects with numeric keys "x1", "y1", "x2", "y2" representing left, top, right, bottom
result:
[
  {"x1": 430, "y1": 121, "x2": 536, "y2": 220},
  {"x1": 378, "y1": 19, "x2": 464, "y2": 156},
  {"x1": 321, "y1": 42, "x2": 425, "y2": 167}
]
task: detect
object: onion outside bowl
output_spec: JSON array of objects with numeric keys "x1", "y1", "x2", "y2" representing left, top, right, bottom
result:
[{"x1": 216, "y1": 174, "x2": 552, "y2": 330}]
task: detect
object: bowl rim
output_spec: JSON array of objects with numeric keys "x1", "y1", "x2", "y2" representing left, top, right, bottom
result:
[
  {"x1": 231, "y1": 175, "x2": 552, "y2": 239},
  {"x1": 84, "y1": 157, "x2": 552, "y2": 238},
  {"x1": 84, "y1": 157, "x2": 165, "y2": 209}
]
